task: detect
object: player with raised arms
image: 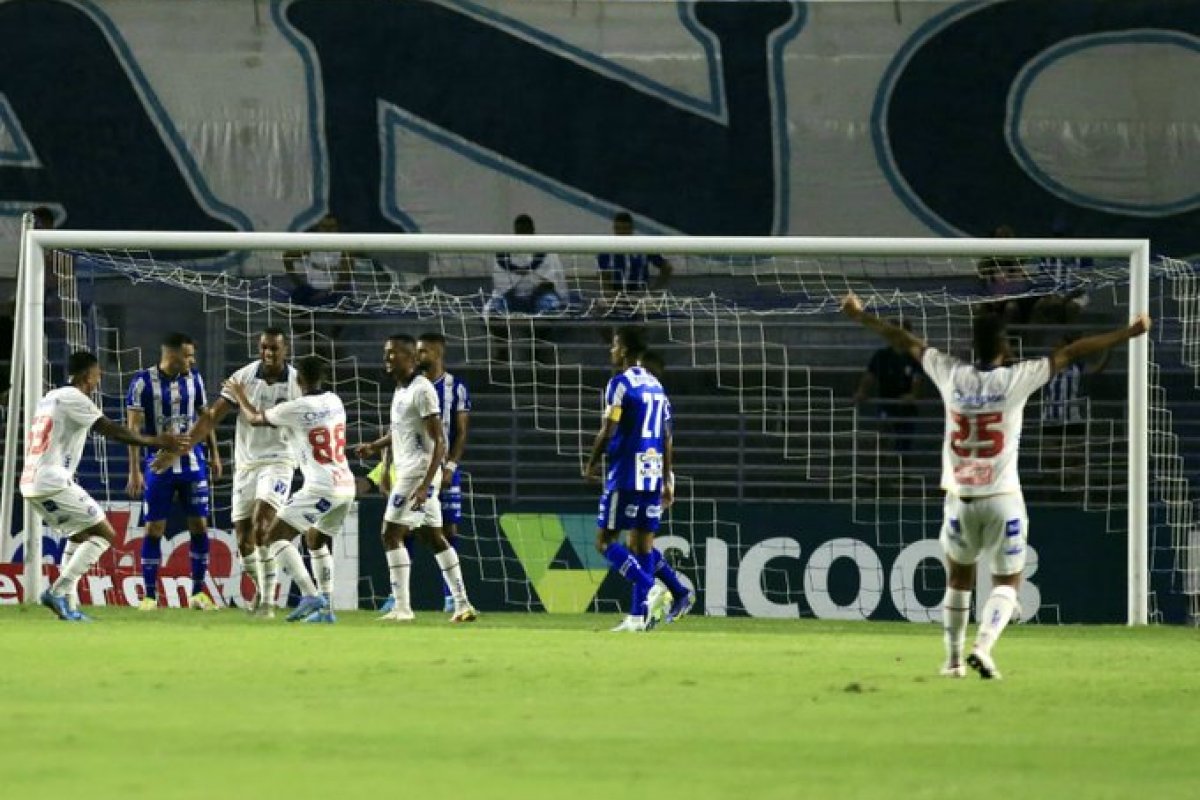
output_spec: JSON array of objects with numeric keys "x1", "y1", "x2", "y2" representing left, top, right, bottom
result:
[
  {"x1": 357, "y1": 334, "x2": 477, "y2": 623},
  {"x1": 585, "y1": 327, "x2": 693, "y2": 632},
  {"x1": 126, "y1": 332, "x2": 219, "y2": 610},
  {"x1": 159, "y1": 328, "x2": 300, "y2": 617},
  {"x1": 22, "y1": 351, "x2": 188, "y2": 620},
  {"x1": 842, "y1": 292, "x2": 1150, "y2": 679},
  {"x1": 223, "y1": 355, "x2": 353, "y2": 622}
]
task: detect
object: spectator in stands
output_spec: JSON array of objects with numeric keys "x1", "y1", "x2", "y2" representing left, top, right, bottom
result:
[
  {"x1": 854, "y1": 320, "x2": 924, "y2": 456},
  {"x1": 1032, "y1": 216, "x2": 1093, "y2": 326},
  {"x1": 489, "y1": 214, "x2": 567, "y2": 314},
  {"x1": 282, "y1": 213, "x2": 355, "y2": 308},
  {"x1": 597, "y1": 211, "x2": 673, "y2": 298},
  {"x1": 977, "y1": 224, "x2": 1034, "y2": 323}
]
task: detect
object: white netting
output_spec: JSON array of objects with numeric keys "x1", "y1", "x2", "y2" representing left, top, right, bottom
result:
[{"x1": 9, "y1": 240, "x2": 1197, "y2": 622}]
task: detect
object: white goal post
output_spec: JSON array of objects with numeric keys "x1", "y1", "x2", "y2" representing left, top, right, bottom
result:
[{"x1": 2, "y1": 227, "x2": 1152, "y2": 623}]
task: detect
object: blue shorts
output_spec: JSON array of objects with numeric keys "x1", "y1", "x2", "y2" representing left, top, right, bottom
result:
[
  {"x1": 141, "y1": 468, "x2": 210, "y2": 523},
  {"x1": 441, "y1": 469, "x2": 463, "y2": 526},
  {"x1": 596, "y1": 489, "x2": 662, "y2": 533}
]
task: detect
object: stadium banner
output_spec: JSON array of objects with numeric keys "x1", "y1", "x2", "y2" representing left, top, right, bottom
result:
[
  {"x1": 358, "y1": 499, "x2": 1127, "y2": 623},
  {"x1": 2, "y1": 0, "x2": 1198, "y2": 275},
  {"x1": 2, "y1": 502, "x2": 360, "y2": 610}
]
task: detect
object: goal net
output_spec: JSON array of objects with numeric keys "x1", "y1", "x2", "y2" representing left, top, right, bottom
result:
[{"x1": 3, "y1": 229, "x2": 1192, "y2": 624}]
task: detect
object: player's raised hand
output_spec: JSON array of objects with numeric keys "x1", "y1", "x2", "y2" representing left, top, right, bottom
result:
[
  {"x1": 1130, "y1": 313, "x2": 1152, "y2": 337},
  {"x1": 841, "y1": 292, "x2": 864, "y2": 318}
]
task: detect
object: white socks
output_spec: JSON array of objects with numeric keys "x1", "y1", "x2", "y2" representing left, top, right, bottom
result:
[
  {"x1": 974, "y1": 585, "x2": 1018, "y2": 655},
  {"x1": 268, "y1": 540, "x2": 317, "y2": 597},
  {"x1": 434, "y1": 547, "x2": 469, "y2": 609},
  {"x1": 52, "y1": 537, "x2": 111, "y2": 600},
  {"x1": 259, "y1": 545, "x2": 277, "y2": 608},
  {"x1": 311, "y1": 545, "x2": 334, "y2": 601},
  {"x1": 241, "y1": 549, "x2": 263, "y2": 602},
  {"x1": 61, "y1": 539, "x2": 80, "y2": 610},
  {"x1": 942, "y1": 588, "x2": 971, "y2": 665},
  {"x1": 386, "y1": 547, "x2": 412, "y2": 611}
]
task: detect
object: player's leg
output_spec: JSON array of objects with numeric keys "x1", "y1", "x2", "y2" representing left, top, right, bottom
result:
[
  {"x1": 967, "y1": 496, "x2": 1028, "y2": 680},
  {"x1": 138, "y1": 469, "x2": 173, "y2": 610},
  {"x1": 380, "y1": 521, "x2": 415, "y2": 621},
  {"x1": 304, "y1": 528, "x2": 336, "y2": 623},
  {"x1": 595, "y1": 490, "x2": 658, "y2": 626},
  {"x1": 439, "y1": 472, "x2": 463, "y2": 613},
  {"x1": 183, "y1": 475, "x2": 217, "y2": 610},
  {"x1": 938, "y1": 494, "x2": 979, "y2": 678},
  {"x1": 415, "y1": 522, "x2": 476, "y2": 622},
  {"x1": 30, "y1": 488, "x2": 113, "y2": 620},
  {"x1": 252, "y1": 469, "x2": 291, "y2": 616},
  {"x1": 59, "y1": 538, "x2": 80, "y2": 612},
  {"x1": 230, "y1": 468, "x2": 263, "y2": 611},
  {"x1": 263, "y1": 498, "x2": 325, "y2": 620}
]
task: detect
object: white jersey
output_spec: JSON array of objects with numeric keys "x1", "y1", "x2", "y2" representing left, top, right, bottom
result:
[
  {"x1": 221, "y1": 360, "x2": 301, "y2": 469},
  {"x1": 390, "y1": 375, "x2": 441, "y2": 479},
  {"x1": 264, "y1": 392, "x2": 355, "y2": 498},
  {"x1": 921, "y1": 348, "x2": 1052, "y2": 497},
  {"x1": 20, "y1": 386, "x2": 104, "y2": 497}
]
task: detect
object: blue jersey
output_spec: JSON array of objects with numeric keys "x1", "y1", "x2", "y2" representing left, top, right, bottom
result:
[
  {"x1": 432, "y1": 372, "x2": 471, "y2": 453},
  {"x1": 126, "y1": 366, "x2": 208, "y2": 477},
  {"x1": 597, "y1": 253, "x2": 666, "y2": 293},
  {"x1": 603, "y1": 366, "x2": 671, "y2": 492}
]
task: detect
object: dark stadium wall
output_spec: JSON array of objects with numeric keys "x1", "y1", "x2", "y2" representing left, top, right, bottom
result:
[{"x1": 1, "y1": 0, "x2": 1198, "y2": 268}]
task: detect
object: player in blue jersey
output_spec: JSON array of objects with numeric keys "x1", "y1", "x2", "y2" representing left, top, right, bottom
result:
[
  {"x1": 125, "y1": 332, "x2": 219, "y2": 611},
  {"x1": 584, "y1": 326, "x2": 693, "y2": 631}
]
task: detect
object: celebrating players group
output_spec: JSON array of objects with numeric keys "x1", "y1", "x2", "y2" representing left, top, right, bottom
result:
[{"x1": 19, "y1": 307, "x2": 1150, "y2": 675}]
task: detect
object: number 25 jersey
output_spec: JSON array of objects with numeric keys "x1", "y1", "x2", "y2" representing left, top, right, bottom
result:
[
  {"x1": 603, "y1": 366, "x2": 672, "y2": 493},
  {"x1": 921, "y1": 349, "x2": 1051, "y2": 497},
  {"x1": 264, "y1": 392, "x2": 355, "y2": 498}
]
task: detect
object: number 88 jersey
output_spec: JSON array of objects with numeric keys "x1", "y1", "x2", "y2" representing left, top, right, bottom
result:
[
  {"x1": 604, "y1": 366, "x2": 672, "y2": 493},
  {"x1": 921, "y1": 349, "x2": 1052, "y2": 497},
  {"x1": 264, "y1": 392, "x2": 355, "y2": 498}
]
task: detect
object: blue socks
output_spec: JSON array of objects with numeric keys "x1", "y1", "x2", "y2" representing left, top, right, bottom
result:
[
  {"x1": 141, "y1": 536, "x2": 161, "y2": 599},
  {"x1": 603, "y1": 542, "x2": 654, "y2": 592},
  {"x1": 648, "y1": 549, "x2": 689, "y2": 599},
  {"x1": 189, "y1": 533, "x2": 210, "y2": 595}
]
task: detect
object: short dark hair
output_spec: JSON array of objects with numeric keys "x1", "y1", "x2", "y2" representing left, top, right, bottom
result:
[
  {"x1": 68, "y1": 350, "x2": 98, "y2": 377},
  {"x1": 387, "y1": 333, "x2": 416, "y2": 348},
  {"x1": 513, "y1": 214, "x2": 534, "y2": 234},
  {"x1": 615, "y1": 325, "x2": 647, "y2": 360},
  {"x1": 162, "y1": 332, "x2": 190, "y2": 349},
  {"x1": 613, "y1": 211, "x2": 633, "y2": 227},
  {"x1": 972, "y1": 313, "x2": 1008, "y2": 364},
  {"x1": 418, "y1": 332, "x2": 446, "y2": 346},
  {"x1": 296, "y1": 355, "x2": 326, "y2": 386},
  {"x1": 31, "y1": 207, "x2": 55, "y2": 229},
  {"x1": 261, "y1": 327, "x2": 286, "y2": 340}
]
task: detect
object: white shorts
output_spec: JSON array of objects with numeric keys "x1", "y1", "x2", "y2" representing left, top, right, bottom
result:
[
  {"x1": 939, "y1": 492, "x2": 1029, "y2": 576},
  {"x1": 383, "y1": 475, "x2": 443, "y2": 530},
  {"x1": 275, "y1": 488, "x2": 354, "y2": 537},
  {"x1": 25, "y1": 484, "x2": 106, "y2": 538},
  {"x1": 231, "y1": 464, "x2": 294, "y2": 522}
]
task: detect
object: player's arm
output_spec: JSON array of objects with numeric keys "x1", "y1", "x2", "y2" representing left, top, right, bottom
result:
[
  {"x1": 1049, "y1": 315, "x2": 1151, "y2": 375},
  {"x1": 95, "y1": 417, "x2": 189, "y2": 451},
  {"x1": 125, "y1": 407, "x2": 145, "y2": 499},
  {"x1": 661, "y1": 423, "x2": 675, "y2": 509},
  {"x1": 649, "y1": 254, "x2": 673, "y2": 291},
  {"x1": 583, "y1": 413, "x2": 618, "y2": 481},
  {"x1": 205, "y1": 429, "x2": 222, "y2": 480},
  {"x1": 355, "y1": 432, "x2": 391, "y2": 459},
  {"x1": 152, "y1": 396, "x2": 234, "y2": 474},
  {"x1": 443, "y1": 409, "x2": 470, "y2": 486},
  {"x1": 222, "y1": 380, "x2": 273, "y2": 426},
  {"x1": 841, "y1": 292, "x2": 926, "y2": 362},
  {"x1": 408, "y1": 415, "x2": 445, "y2": 510}
]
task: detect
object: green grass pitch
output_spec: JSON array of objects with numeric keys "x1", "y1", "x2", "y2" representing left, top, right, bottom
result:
[{"x1": 0, "y1": 607, "x2": 1196, "y2": 799}]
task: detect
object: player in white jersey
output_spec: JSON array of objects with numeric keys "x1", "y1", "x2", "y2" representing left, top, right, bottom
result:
[
  {"x1": 223, "y1": 356, "x2": 353, "y2": 623},
  {"x1": 22, "y1": 351, "x2": 188, "y2": 621},
  {"x1": 843, "y1": 293, "x2": 1149, "y2": 679},
  {"x1": 356, "y1": 334, "x2": 477, "y2": 623},
  {"x1": 160, "y1": 328, "x2": 300, "y2": 617}
]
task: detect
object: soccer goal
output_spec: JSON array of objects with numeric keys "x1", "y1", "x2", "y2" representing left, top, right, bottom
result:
[{"x1": 4, "y1": 224, "x2": 1188, "y2": 624}]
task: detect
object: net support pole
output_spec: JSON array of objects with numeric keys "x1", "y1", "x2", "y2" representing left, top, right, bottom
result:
[
  {"x1": 21, "y1": 228, "x2": 45, "y2": 604},
  {"x1": 0, "y1": 215, "x2": 30, "y2": 564},
  {"x1": 1128, "y1": 241, "x2": 1150, "y2": 625}
]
